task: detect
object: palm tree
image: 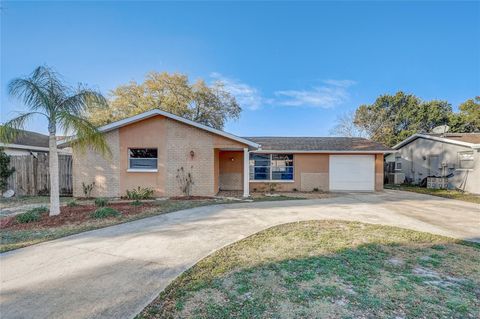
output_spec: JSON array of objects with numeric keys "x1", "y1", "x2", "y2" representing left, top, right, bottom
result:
[{"x1": 0, "y1": 66, "x2": 109, "y2": 216}]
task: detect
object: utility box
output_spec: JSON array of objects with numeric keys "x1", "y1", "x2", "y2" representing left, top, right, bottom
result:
[{"x1": 427, "y1": 177, "x2": 448, "y2": 189}]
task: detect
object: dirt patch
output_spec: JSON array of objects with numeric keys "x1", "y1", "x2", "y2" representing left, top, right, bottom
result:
[{"x1": 1, "y1": 202, "x2": 154, "y2": 231}]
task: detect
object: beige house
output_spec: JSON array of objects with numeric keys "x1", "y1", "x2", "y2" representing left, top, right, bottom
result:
[{"x1": 68, "y1": 109, "x2": 390, "y2": 198}]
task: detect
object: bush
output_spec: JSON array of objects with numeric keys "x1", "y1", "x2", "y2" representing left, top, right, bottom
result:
[
  {"x1": 82, "y1": 182, "x2": 95, "y2": 198},
  {"x1": 313, "y1": 187, "x2": 319, "y2": 192},
  {"x1": 66, "y1": 199, "x2": 78, "y2": 207},
  {"x1": 94, "y1": 197, "x2": 108, "y2": 207},
  {"x1": 130, "y1": 200, "x2": 143, "y2": 206},
  {"x1": 126, "y1": 186, "x2": 154, "y2": 200},
  {"x1": 0, "y1": 148, "x2": 15, "y2": 192},
  {"x1": 90, "y1": 207, "x2": 120, "y2": 219},
  {"x1": 16, "y1": 206, "x2": 48, "y2": 224}
]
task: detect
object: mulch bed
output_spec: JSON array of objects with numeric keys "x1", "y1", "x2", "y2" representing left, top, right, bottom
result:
[
  {"x1": 169, "y1": 196, "x2": 215, "y2": 200},
  {"x1": 0, "y1": 202, "x2": 154, "y2": 231}
]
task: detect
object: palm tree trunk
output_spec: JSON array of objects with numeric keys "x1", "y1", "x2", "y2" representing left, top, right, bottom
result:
[{"x1": 49, "y1": 130, "x2": 61, "y2": 216}]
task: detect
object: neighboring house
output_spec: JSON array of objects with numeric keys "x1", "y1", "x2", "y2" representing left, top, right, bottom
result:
[
  {"x1": 0, "y1": 129, "x2": 50, "y2": 155},
  {"x1": 0, "y1": 129, "x2": 71, "y2": 155},
  {"x1": 386, "y1": 133, "x2": 480, "y2": 194},
  {"x1": 64, "y1": 109, "x2": 391, "y2": 198}
]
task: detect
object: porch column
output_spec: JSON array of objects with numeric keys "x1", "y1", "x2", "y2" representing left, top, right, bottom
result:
[{"x1": 243, "y1": 148, "x2": 250, "y2": 197}]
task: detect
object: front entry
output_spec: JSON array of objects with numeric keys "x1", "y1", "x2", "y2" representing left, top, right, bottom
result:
[{"x1": 218, "y1": 151, "x2": 244, "y2": 191}]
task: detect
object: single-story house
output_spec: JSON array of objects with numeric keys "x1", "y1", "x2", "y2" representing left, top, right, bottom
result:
[
  {"x1": 0, "y1": 128, "x2": 71, "y2": 156},
  {"x1": 386, "y1": 133, "x2": 480, "y2": 194},
  {"x1": 66, "y1": 109, "x2": 391, "y2": 198}
]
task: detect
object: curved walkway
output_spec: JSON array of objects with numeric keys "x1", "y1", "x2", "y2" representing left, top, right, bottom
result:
[{"x1": 1, "y1": 190, "x2": 479, "y2": 319}]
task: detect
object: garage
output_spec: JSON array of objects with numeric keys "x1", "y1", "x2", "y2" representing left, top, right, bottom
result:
[{"x1": 329, "y1": 155, "x2": 375, "y2": 191}]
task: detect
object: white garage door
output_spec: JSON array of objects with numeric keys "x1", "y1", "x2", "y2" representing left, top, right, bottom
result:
[{"x1": 329, "y1": 155, "x2": 375, "y2": 191}]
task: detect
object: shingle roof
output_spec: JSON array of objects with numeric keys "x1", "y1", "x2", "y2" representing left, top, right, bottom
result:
[
  {"x1": 426, "y1": 133, "x2": 480, "y2": 144},
  {"x1": 243, "y1": 137, "x2": 391, "y2": 152},
  {"x1": 9, "y1": 129, "x2": 49, "y2": 148}
]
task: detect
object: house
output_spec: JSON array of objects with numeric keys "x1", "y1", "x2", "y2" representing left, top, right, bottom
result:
[
  {"x1": 0, "y1": 128, "x2": 71, "y2": 156},
  {"x1": 0, "y1": 128, "x2": 50, "y2": 155},
  {"x1": 386, "y1": 133, "x2": 480, "y2": 194},
  {"x1": 66, "y1": 109, "x2": 391, "y2": 198}
]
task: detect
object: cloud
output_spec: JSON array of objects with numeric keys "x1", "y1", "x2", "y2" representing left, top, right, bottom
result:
[
  {"x1": 274, "y1": 80, "x2": 356, "y2": 108},
  {"x1": 210, "y1": 72, "x2": 266, "y2": 110}
]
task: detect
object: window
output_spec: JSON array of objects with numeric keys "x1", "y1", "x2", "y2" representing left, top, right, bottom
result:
[
  {"x1": 458, "y1": 151, "x2": 474, "y2": 169},
  {"x1": 249, "y1": 154, "x2": 294, "y2": 181},
  {"x1": 395, "y1": 156, "x2": 402, "y2": 171},
  {"x1": 128, "y1": 148, "x2": 158, "y2": 171}
]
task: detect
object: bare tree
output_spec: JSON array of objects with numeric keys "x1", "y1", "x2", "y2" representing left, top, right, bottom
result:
[{"x1": 329, "y1": 111, "x2": 368, "y2": 138}]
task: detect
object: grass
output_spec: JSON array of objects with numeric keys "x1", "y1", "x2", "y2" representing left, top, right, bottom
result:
[
  {"x1": 0, "y1": 196, "x2": 71, "y2": 209},
  {"x1": 385, "y1": 184, "x2": 480, "y2": 204},
  {"x1": 137, "y1": 221, "x2": 480, "y2": 319}
]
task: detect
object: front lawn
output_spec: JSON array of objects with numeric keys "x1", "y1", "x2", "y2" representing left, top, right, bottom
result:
[
  {"x1": 137, "y1": 221, "x2": 480, "y2": 319},
  {"x1": 385, "y1": 185, "x2": 480, "y2": 204}
]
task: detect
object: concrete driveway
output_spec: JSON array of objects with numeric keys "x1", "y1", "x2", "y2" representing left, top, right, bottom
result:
[{"x1": 1, "y1": 190, "x2": 479, "y2": 319}]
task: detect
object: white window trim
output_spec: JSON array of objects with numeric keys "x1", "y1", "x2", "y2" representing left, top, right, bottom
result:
[
  {"x1": 127, "y1": 168, "x2": 158, "y2": 173},
  {"x1": 249, "y1": 153, "x2": 294, "y2": 182},
  {"x1": 128, "y1": 148, "x2": 158, "y2": 172}
]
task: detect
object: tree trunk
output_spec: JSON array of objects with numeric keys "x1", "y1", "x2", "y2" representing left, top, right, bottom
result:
[{"x1": 49, "y1": 131, "x2": 61, "y2": 216}]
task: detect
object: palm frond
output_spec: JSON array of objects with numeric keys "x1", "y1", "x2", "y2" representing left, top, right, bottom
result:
[
  {"x1": 60, "y1": 88, "x2": 108, "y2": 116},
  {"x1": 0, "y1": 112, "x2": 38, "y2": 143},
  {"x1": 57, "y1": 110, "x2": 111, "y2": 157},
  {"x1": 8, "y1": 78, "x2": 50, "y2": 112}
]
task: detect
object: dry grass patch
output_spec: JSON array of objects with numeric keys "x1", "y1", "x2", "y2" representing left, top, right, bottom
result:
[
  {"x1": 137, "y1": 220, "x2": 480, "y2": 319},
  {"x1": 385, "y1": 185, "x2": 480, "y2": 204}
]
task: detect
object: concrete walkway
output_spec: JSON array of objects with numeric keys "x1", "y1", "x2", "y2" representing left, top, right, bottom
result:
[{"x1": 1, "y1": 190, "x2": 479, "y2": 319}]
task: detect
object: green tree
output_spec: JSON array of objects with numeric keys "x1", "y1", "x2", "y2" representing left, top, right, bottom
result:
[
  {"x1": 353, "y1": 92, "x2": 453, "y2": 146},
  {"x1": 88, "y1": 72, "x2": 242, "y2": 129},
  {"x1": 0, "y1": 66, "x2": 109, "y2": 216},
  {"x1": 0, "y1": 148, "x2": 15, "y2": 192},
  {"x1": 449, "y1": 97, "x2": 480, "y2": 133}
]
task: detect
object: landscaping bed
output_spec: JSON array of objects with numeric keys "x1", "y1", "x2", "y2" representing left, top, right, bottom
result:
[
  {"x1": 0, "y1": 198, "x2": 232, "y2": 252},
  {"x1": 385, "y1": 184, "x2": 480, "y2": 204},
  {"x1": 137, "y1": 220, "x2": 480, "y2": 319}
]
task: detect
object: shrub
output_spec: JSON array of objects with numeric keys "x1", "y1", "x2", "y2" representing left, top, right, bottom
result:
[
  {"x1": 176, "y1": 166, "x2": 194, "y2": 197},
  {"x1": 82, "y1": 182, "x2": 95, "y2": 198},
  {"x1": 130, "y1": 199, "x2": 143, "y2": 206},
  {"x1": 292, "y1": 188, "x2": 298, "y2": 192},
  {"x1": 313, "y1": 187, "x2": 319, "y2": 192},
  {"x1": 66, "y1": 199, "x2": 78, "y2": 207},
  {"x1": 94, "y1": 197, "x2": 108, "y2": 207},
  {"x1": 0, "y1": 148, "x2": 15, "y2": 192},
  {"x1": 126, "y1": 186, "x2": 154, "y2": 200},
  {"x1": 16, "y1": 206, "x2": 48, "y2": 224},
  {"x1": 90, "y1": 207, "x2": 120, "y2": 219}
]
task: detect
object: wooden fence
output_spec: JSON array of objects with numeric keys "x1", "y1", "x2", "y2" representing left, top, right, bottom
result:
[{"x1": 6, "y1": 154, "x2": 72, "y2": 196}]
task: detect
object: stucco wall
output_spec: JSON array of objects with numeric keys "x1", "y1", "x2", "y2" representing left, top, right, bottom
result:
[
  {"x1": 218, "y1": 151, "x2": 243, "y2": 191},
  {"x1": 250, "y1": 153, "x2": 329, "y2": 192},
  {"x1": 250, "y1": 153, "x2": 384, "y2": 192},
  {"x1": 392, "y1": 138, "x2": 479, "y2": 194},
  {"x1": 72, "y1": 130, "x2": 120, "y2": 197}
]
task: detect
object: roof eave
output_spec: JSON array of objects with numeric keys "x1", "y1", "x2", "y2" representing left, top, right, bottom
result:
[
  {"x1": 58, "y1": 109, "x2": 261, "y2": 149},
  {"x1": 393, "y1": 133, "x2": 477, "y2": 149}
]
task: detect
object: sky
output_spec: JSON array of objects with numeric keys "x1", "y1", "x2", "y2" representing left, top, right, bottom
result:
[{"x1": 1, "y1": 1, "x2": 479, "y2": 137}]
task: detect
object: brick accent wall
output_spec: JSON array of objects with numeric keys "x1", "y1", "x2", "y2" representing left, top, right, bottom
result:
[
  {"x1": 72, "y1": 130, "x2": 120, "y2": 197},
  {"x1": 164, "y1": 118, "x2": 214, "y2": 196}
]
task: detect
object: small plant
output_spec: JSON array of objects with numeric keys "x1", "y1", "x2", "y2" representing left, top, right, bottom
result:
[
  {"x1": 176, "y1": 166, "x2": 194, "y2": 197},
  {"x1": 90, "y1": 207, "x2": 120, "y2": 219},
  {"x1": 313, "y1": 187, "x2": 319, "y2": 192},
  {"x1": 130, "y1": 199, "x2": 143, "y2": 206},
  {"x1": 292, "y1": 188, "x2": 298, "y2": 192},
  {"x1": 66, "y1": 199, "x2": 78, "y2": 207},
  {"x1": 16, "y1": 206, "x2": 48, "y2": 224},
  {"x1": 82, "y1": 182, "x2": 95, "y2": 198},
  {"x1": 126, "y1": 186, "x2": 154, "y2": 200},
  {"x1": 94, "y1": 197, "x2": 108, "y2": 207}
]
